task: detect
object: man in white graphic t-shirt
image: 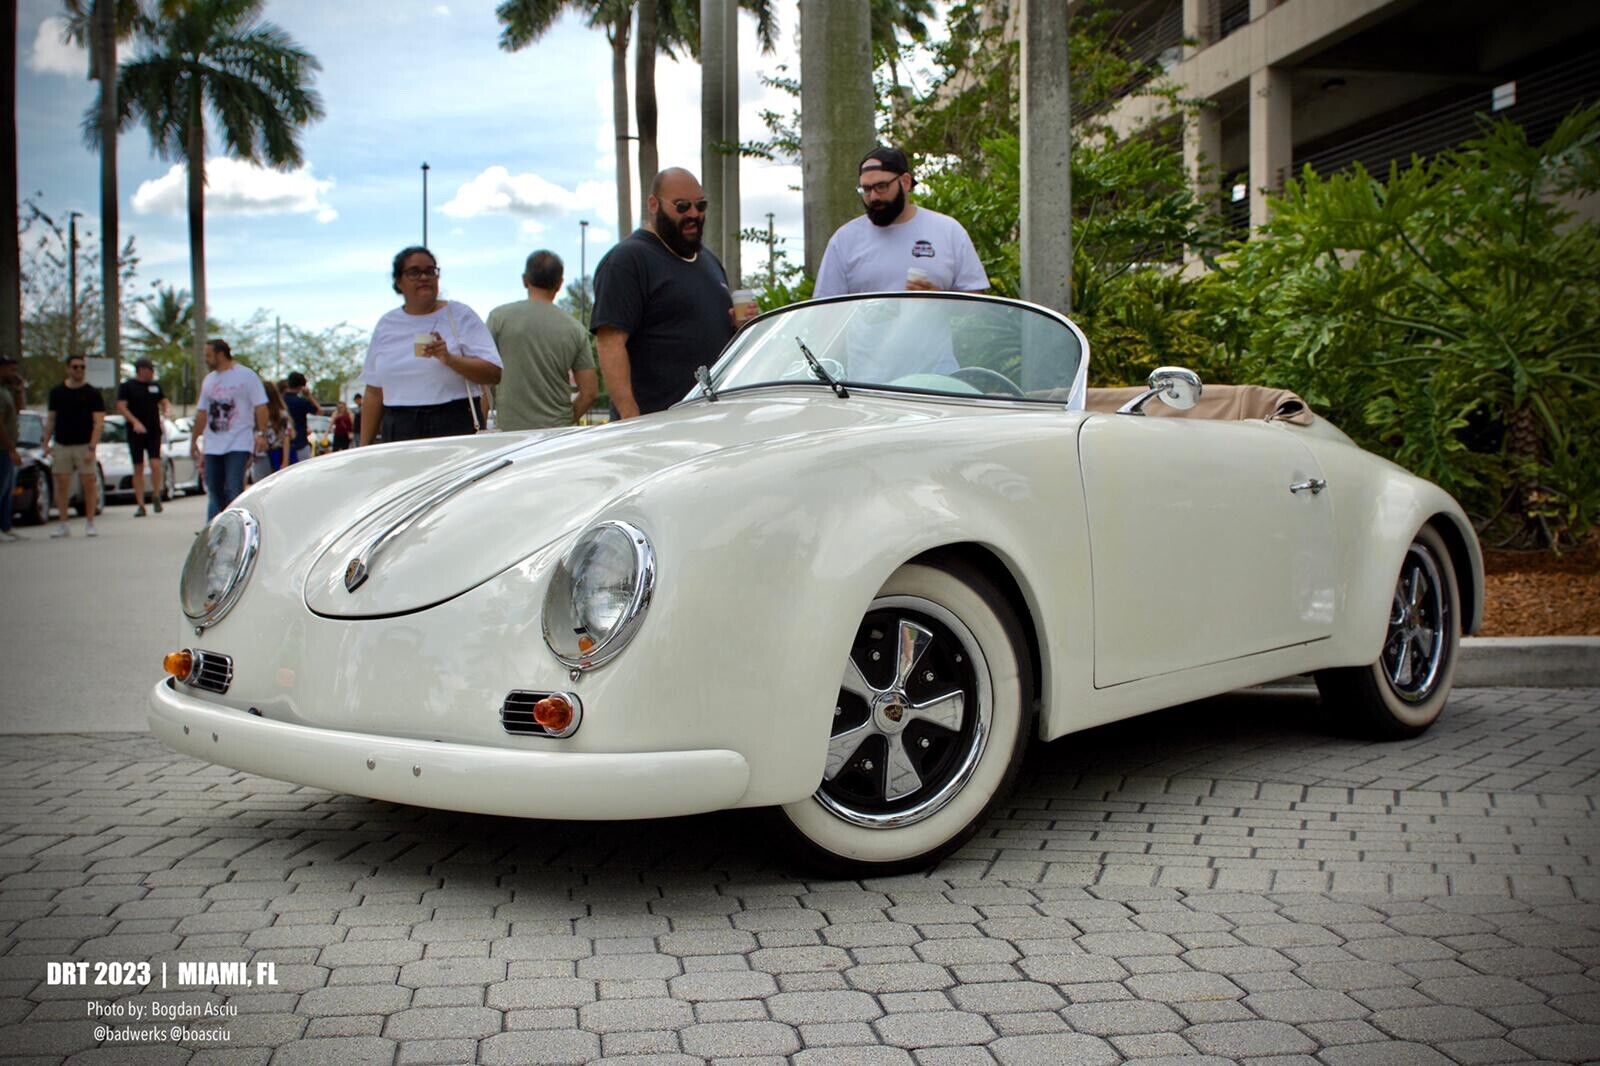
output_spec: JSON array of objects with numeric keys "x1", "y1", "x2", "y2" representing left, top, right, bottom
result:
[
  {"x1": 813, "y1": 145, "x2": 989, "y2": 300},
  {"x1": 813, "y1": 146, "x2": 989, "y2": 383},
  {"x1": 190, "y1": 338, "x2": 269, "y2": 521}
]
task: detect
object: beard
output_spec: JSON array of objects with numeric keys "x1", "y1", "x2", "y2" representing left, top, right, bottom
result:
[
  {"x1": 865, "y1": 186, "x2": 906, "y2": 227},
  {"x1": 653, "y1": 206, "x2": 703, "y2": 257}
]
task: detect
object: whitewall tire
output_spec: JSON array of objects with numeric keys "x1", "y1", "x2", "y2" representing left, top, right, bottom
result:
[
  {"x1": 779, "y1": 561, "x2": 1033, "y2": 875},
  {"x1": 1315, "y1": 524, "x2": 1461, "y2": 739}
]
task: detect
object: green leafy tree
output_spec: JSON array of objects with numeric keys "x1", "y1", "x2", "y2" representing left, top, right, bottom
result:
[
  {"x1": 127, "y1": 284, "x2": 197, "y2": 403},
  {"x1": 109, "y1": 0, "x2": 323, "y2": 388},
  {"x1": 1200, "y1": 107, "x2": 1600, "y2": 547}
]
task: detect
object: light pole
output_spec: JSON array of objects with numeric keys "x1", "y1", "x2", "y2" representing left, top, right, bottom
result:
[
  {"x1": 67, "y1": 211, "x2": 82, "y2": 356},
  {"x1": 579, "y1": 219, "x2": 589, "y2": 328},
  {"x1": 421, "y1": 162, "x2": 430, "y2": 246}
]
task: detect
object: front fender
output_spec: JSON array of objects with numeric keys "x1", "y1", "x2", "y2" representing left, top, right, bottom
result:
[{"x1": 594, "y1": 411, "x2": 1088, "y2": 806}]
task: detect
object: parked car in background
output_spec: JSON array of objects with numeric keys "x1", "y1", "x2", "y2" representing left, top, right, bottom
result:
[
  {"x1": 165, "y1": 419, "x2": 204, "y2": 496},
  {"x1": 100, "y1": 415, "x2": 200, "y2": 503},
  {"x1": 306, "y1": 414, "x2": 332, "y2": 456},
  {"x1": 151, "y1": 292, "x2": 1484, "y2": 874},
  {"x1": 11, "y1": 410, "x2": 104, "y2": 523}
]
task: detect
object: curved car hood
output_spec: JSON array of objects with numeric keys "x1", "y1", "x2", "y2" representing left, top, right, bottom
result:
[{"x1": 303, "y1": 392, "x2": 945, "y2": 618}]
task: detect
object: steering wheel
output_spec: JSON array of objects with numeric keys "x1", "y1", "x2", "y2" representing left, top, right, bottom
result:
[{"x1": 949, "y1": 366, "x2": 1025, "y2": 397}]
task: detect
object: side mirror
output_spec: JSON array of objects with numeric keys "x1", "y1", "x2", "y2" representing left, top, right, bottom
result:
[{"x1": 1116, "y1": 366, "x2": 1203, "y2": 416}]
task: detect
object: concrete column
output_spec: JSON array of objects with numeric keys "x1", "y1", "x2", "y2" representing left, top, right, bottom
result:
[
  {"x1": 1182, "y1": 0, "x2": 1218, "y2": 57},
  {"x1": 701, "y1": 0, "x2": 728, "y2": 264},
  {"x1": 1020, "y1": 0, "x2": 1072, "y2": 313},
  {"x1": 1249, "y1": 65, "x2": 1291, "y2": 231},
  {"x1": 1249, "y1": 0, "x2": 1277, "y2": 19}
]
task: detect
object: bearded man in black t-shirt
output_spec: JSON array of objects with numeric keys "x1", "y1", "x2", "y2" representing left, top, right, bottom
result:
[
  {"x1": 591, "y1": 168, "x2": 759, "y2": 418},
  {"x1": 116, "y1": 358, "x2": 170, "y2": 515}
]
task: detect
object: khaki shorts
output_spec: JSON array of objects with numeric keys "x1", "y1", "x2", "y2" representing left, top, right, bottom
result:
[{"x1": 51, "y1": 444, "x2": 96, "y2": 479}]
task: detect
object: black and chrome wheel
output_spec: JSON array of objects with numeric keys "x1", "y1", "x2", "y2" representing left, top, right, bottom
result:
[
  {"x1": 1315, "y1": 524, "x2": 1460, "y2": 739},
  {"x1": 161, "y1": 460, "x2": 174, "y2": 501},
  {"x1": 779, "y1": 561, "x2": 1032, "y2": 874},
  {"x1": 23, "y1": 470, "x2": 49, "y2": 526}
]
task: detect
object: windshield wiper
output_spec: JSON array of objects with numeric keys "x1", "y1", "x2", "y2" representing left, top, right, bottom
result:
[
  {"x1": 694, "y1": 364, "x2": 718, "y2": 402},
  {"x1": 795, "y1": 337, "x2": 848, "y2": 399}
]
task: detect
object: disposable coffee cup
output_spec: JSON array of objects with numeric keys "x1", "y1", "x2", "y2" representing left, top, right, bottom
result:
[
  {"x1": 731, "y1": 289, "x2": 758, "y2": 316},
  {"x1": 413, "y1": 333, "x2": 434, "y2": 357},
  {"x1": 906, "y1": 267, "x2": 930, "y2": 286}
]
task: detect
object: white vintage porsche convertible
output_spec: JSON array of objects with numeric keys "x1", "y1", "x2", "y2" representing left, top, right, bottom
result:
[{"x1": 152, "y1": 292, "x2": 1482, "y2": 873}]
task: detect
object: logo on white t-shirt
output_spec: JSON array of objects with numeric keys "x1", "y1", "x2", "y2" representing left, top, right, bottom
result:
[{"x1": 912, "y1": 240, "x2": 936, "y2": 258}]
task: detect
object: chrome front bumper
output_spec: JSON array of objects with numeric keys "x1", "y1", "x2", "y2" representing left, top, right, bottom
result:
[{"x1": 148, "y1": 679, "x2": 751, "y2": 820}]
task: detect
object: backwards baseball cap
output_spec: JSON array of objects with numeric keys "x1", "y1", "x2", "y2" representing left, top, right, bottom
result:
[
  {"x1": 859, "y1": 145, "x2": 912, "y2": 178},
  {"x1": 134, "y1": 357, "x2": 155, "y2": 370}
]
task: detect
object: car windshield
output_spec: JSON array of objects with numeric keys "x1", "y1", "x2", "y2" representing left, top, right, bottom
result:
[
  {"x1": 17, "y1": 411, "x2": 43, "y2": 448},
  {"x1": 708, "y1": 293, "x2": 1087, "y2": 405},
  {"x1": 308, "y1": 415, "x2": 330, "y2": 432}
]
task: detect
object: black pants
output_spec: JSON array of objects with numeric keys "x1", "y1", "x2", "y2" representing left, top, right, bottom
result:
[{"x1": 380, "y1": 398, "x2": 480, "y2": 443}]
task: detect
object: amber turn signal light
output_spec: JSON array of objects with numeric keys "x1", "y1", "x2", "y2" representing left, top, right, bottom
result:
[
  {"x1": 163, "y1": 650, "x2": 194, "y2": 681},
  {"x1": 532, "y1": 695, "x2": 574, "y2": 733},
  {"x1": 577, "y1": 635, "x2": 596, "y2": 655}
]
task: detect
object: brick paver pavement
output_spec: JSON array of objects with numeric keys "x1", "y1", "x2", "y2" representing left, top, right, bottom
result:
[{"x1": 1, "y1": 686, "x2": 1596, "y2": 1064}]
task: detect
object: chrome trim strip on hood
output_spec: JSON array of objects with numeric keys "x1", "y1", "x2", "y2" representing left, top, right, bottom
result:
[{"x1": 343, "y1": 452, "x2": 517, "y2": 592}]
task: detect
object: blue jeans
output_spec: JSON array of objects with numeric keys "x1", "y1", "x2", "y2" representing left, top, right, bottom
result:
[
  {"x1": 204, "y1": 450, "x2": 251, "y2": 521},
  {"x1": 0, "y1": 451, "x2": 16, "y2": 532}
]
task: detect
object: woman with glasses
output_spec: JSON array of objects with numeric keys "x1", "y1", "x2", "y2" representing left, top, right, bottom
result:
[{"x1": 359, "y1": 246, "x2": 502, "y2": 445}]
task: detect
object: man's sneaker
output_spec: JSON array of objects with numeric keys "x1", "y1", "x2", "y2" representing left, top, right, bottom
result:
[
  {"x1": 51, "y1": 523, "x2": 70, "y2": 538},
  {"x1": 85, "y1": 523, "x2": 98, "y2": 538},
  {"x1": 135, "y1": 505, "x2": 147, "y2": 517},
  {"x1": 0, "y1": 530, "x2": 20, "y2": 542},
  {"x1": 153, "y1": 499, "x2": 164, "y2": 514}
]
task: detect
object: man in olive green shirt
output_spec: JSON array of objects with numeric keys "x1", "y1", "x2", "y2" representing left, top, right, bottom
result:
[{"x1": 486, "y1": 251, "x2": 598, "y2": 431}]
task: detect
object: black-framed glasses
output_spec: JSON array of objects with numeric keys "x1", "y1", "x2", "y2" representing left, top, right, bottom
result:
[
  {"x1": 670, "y1": 199, "x2": 709, "y2": 214},
  {"x1": 856, "y1": 177, "x2": 901, "y2": 198},
  {"x1": 402, "y1": 266, "x2": 441, "y2": 280}
]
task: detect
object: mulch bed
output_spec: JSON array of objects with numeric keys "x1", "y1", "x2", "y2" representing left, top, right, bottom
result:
[{"x1": 1479, "y1": 537, "x2": 1600, "y2": 636}]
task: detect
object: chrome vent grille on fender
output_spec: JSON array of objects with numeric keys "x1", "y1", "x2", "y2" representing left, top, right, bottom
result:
[
  {"x1": 189, "y1": 650, "x2": 234, "y2": 694},
  {"x1": 500, "y1": 690, "x2": 582, "y2": 738}
]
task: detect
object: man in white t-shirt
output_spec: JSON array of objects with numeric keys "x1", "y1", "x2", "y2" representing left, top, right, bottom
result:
[
  {"x1": 814, "y1": 146, "x2": 989, "y2": 300},
  {"x1": 190, "y1": 338, "x2": 269, "y2": 521},
  {"x1": 813, "y1": 146, "x2": 989, "y2": 383}
]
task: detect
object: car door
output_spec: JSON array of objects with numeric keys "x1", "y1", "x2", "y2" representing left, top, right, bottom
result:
[{"x1": 1077, "y1": 414, "x2": 1336, "y2": 688}]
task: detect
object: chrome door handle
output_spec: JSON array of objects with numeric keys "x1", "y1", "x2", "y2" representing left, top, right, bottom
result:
[{"x1": 1289, "y1": 478, "x2": 1326, "y2": 495}]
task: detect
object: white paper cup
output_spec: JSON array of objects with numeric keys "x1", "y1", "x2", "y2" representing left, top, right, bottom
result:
[
  {"x1": 906, "y1": 267, "x2": 930, "y2": 286},
  {"x1": 414, "y1": 333, "x2": 434, "y2": 357},
  {"x1": 731, "y1": 289, "x2": 757, "y2": 313}
]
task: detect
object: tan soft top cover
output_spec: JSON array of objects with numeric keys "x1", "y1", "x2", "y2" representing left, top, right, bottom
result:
[{"x1": 1079, "y1": 383, "x2": 1315, "y2": 426}]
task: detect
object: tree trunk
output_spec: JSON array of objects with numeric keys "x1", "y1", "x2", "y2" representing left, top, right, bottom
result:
[
  {"x1": 700, "y1": 0, "x2": 725, "y2": 264},
  {"x1": 187, "y1": 107, "x2": 207, "y2": 386},
  {"x1": 94, "y1": 0, "x2": 120, "y2": 380},
  {"x1": 720, "y1": 0, "x2": 740, "y2": 283},
  {"x1": 0, "y1": 0, "x2": 20, "y2": 362},
  {"x1": 636, "y1": 0, "x2": 658, "y2": 222},
  {"x1": 799, "y1": 0, "x2": 873, "y2": 277},
  {"x1": 610, "y1": 19, "x2": 633, "y2": 238}
]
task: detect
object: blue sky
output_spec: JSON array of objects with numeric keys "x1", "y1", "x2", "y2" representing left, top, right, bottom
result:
[{"x1": 17, "y1": 0, "x2": 818, "y2": 337}]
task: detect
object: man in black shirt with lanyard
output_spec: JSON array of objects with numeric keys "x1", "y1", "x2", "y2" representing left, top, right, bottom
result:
[
  {"x1": 591, "y1": 168, "x2": 758, "y2": 419},
  {"x1": 116, "y1": 358, "x2": 170, "y2": 516}
]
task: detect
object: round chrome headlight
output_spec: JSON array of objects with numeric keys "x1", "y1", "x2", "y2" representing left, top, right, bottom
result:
[
  {"x1": 180, "y1": 508, "x2": 260, "y2": 628},
  {"x1": 542, "y1": 521, "x2": 655, "y2": 669}
]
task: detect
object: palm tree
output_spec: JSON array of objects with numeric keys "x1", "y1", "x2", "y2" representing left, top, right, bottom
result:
[
  {"x1": 107, "y1": 0, "x2": 322, "y2": 384},
  {"x1": 799, "y1": 0, "x2": 874, "y2": 276},
  {"x1": 499, "y1": 0, "x2": 636, "y2": 237},
  {"x1": 129, "y1": 284, "x2": 196, "y2": 402},
  {"x1": 872, "y1": 0, "x2": 934, "y2": 128},
  {"x1": 62, "y1": 0, "x2": 140, "y2": 381}
]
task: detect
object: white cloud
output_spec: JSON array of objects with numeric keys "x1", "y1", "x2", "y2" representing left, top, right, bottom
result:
[
  {"x1": 434, "y1": 4, "x2": 451, "y2": 14},
  {"x1": 519, "y1": 219, "x2": 547, "y2": 238},
  {"x1": 131, "y1": 159, "x2": 338, "y2": 221},
  {"x1": 441, "y1": 166, "x2": 614, "y2": 223},
  {"x1": 28, "y1": 16, "x2": 85, "y2": 76}
]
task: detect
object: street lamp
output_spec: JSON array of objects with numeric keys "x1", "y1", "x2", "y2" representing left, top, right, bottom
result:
[
  {"x1": 579, "y1": 219, "x2": 589, "y2": 327},
  {"x1": 421, "y1": 162, "x2": 430, "y2": 246}
]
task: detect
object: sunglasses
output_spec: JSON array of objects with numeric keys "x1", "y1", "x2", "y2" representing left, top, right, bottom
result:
[{"x1": 669, "y1": 199, "x2": 709, "y2": 214}]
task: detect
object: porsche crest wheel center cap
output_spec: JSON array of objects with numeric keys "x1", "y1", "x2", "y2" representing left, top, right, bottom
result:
[{"x1": 872, "y1": 693, "x2": 910, "y2": 733}]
